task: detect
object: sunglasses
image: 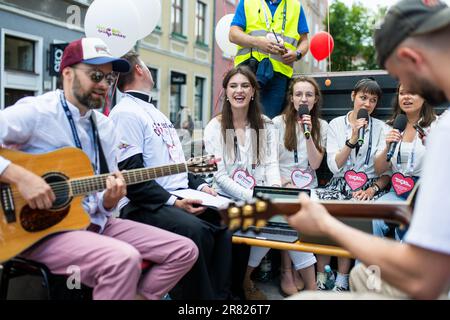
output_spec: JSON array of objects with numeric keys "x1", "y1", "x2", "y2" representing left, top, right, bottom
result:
[{"x1": 72, "y1": 66, "x2": 118, "y2": 86}]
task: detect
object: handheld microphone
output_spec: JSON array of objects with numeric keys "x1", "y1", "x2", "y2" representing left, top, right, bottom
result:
[
  {"x1": 357, "y1": 108, "x2": 369, "y2": 147},
  {"x1": 297, "y1": 105, "x2": 310, "y2": 139},
  {"x1": 386, "y1": 114, "x2": 408, "y2": 162}
]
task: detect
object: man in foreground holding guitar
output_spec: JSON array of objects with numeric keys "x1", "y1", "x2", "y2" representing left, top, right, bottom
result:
[
  {"x1": 0, "y1": 38, "x2": 198, "y2": 299},
  {"x1": 287, "y1": 0, "x2": 450, "y2": 299},
  {"x1": 110, "y1": 51, "x2": 232, "y2": 300},
  {"x1": 0, "y1": 156, "x2": 55, "y2": 210}
]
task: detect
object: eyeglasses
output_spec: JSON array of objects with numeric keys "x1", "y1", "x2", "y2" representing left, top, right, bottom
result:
[{"x1": 72, "y1": 66, "x2": 118, "y2": 86}]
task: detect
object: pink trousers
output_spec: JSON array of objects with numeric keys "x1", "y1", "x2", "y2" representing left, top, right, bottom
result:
[{"x1": 21, "y1": 218, "x2": 198, "y2": 300}]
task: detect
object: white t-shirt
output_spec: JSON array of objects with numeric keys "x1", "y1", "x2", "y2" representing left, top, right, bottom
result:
[
  {"x1": 203, "y1": 116, "x2": 281, "y2": 201},
  {"x1": 272, "y1": 115, "x2": 328, "y2": 188},
  {"x1": 0, "y1": 155, "x2": 11, "y2": 175},
  {"x1": 0, "y1": 90, "x2": 119, "y2": 231},
  {"x1": 404, "y1": 109, "x2": 450, "y2": 255},
  {"x1": 376, "y1": 121, "x2": 437, "y2": 176},
  {"x1": 326, "y1": 112, "x2": 389, "y2": 178},
  {"x1": 109, "y1": 93, "x2": 188, "y2": 191}
]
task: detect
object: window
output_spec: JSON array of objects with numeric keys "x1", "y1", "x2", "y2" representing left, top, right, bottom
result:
[
  {"x1": 194, "y1": 77, "x2": 205, "y2": 123},
  {"x1": 171, "y1": 0, "x2": 184, "y2": 35},
  {"x1": 4, "y1": 89, "x2": 34, "y2": 107},
  {"x1": 195, "y1": 1, "x2": 207, "y2": 44},
  {"x1": 5, "y1": 35, "x2": 35, "y2": 73}
]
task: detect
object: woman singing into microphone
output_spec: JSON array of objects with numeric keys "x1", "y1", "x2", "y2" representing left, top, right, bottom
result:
[
  {"x1": 315, "y1": 78, "x2": 391, "y2": 292},
  {"x1": 373, "y1": 83, "x2": 437, "y2": 239}
]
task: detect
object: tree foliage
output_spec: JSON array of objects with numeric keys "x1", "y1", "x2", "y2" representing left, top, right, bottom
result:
[{"x1": 326, "y1": 1, "x2": 387, "y2": 71}]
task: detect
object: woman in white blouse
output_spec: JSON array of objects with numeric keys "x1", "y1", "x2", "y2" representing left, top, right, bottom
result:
[
  {"x1": 204, "y1": 66, "x2": 280, "y2": 300},
  {"x1": 271, "y1": 76, "x2": 328, "y2": 294},
  {"x1": 315, "y1": 78, "x2": 391, "y2": 292},
  {"x1": 373, "y1": 83, "x2": 437, "y2": 239}
]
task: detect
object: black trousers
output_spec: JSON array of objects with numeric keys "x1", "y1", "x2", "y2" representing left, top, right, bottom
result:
[{"x1": 121, "y1": 203, "x2": 232, "y2": 300}]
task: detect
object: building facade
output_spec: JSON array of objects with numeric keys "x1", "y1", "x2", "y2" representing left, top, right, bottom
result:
[
  {"x1": 0, "y1": 0, "x2": 90, "y2": 109},
  {"x1": 138, "y1": 0, "x2": 214, "y2": 129}
]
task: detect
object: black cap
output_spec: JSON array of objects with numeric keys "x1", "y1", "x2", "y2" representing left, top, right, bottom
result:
[{"x1": 375, "y1": 0, "x2": 450, "y2": 68}]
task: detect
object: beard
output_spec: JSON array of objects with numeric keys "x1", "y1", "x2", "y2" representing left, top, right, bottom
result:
[
  {"x1": 415, "y1": 77, "x2": 448, "y2": 106},
  {"x1": 72, "y1": 74, "x2": 105, "y2": 110}
]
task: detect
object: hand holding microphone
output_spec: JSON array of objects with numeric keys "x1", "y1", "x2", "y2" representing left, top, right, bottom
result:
[
  {"x1": 356, "y1": 108, "x2": 369, "y2": 147},
  {"x1": 386, "y1": 114, "x2": 407, "y2": 162},
  {"x1": 297, "y1": 105, "x2": 311, "y2": 139}
]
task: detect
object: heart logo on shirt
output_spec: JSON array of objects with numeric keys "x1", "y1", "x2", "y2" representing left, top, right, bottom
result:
[
  {"x1": 391, "y1": 172, "x2": 415, "y2": 196},
  {"x1": 291, "y1": 169, "x2": 313, "y2": 188},
  {"x1": 344, "y1": 170, "x2": 368, "y2": 191},
  {"x1": 232, "y1": 169, "x2": 256, "y2": 189}
]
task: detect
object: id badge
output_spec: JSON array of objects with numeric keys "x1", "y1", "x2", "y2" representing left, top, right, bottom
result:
[
  {"x1": 291, "y1": 168, "x2": 314, "y2": 188},
  {"x1": 344, "y1": 170, "x2": 368, "y2": 191},
  {"x1": 232, "y1": 168, "x2": 256, "y2": 189},
  {"x1": 391, "y1": 172, "x2": 415, "y2": 196}
]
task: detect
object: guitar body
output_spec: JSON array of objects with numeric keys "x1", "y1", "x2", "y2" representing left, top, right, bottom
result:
[{"x1": 0, "y1": 148, "x2": 92, "y2": 263}]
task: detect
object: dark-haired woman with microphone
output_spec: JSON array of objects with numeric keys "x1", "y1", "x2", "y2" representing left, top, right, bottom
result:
[
  {"x1": 373, "y1": 83, "x2": 437, "y2": 239},
  {"x1": 272, "y1": 76, "x2": 328, "y2": 295},
  {"x1": 315, "y1": 78, "x2": 391, "y2": 292}
]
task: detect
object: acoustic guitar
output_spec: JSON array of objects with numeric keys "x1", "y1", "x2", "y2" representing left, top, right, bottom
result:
[{"x1": 0, "y1": 147, "x2": 217, "y2": 263}]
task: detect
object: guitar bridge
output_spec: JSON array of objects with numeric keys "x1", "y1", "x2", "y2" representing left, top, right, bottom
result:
[{"x1": 1, "y1": 183, "x2": 16, "y2": 223}]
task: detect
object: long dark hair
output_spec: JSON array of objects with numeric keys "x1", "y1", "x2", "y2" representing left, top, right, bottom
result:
[
  {"x1": 386, "y1": 83, "x2": 437, "y2": 127},
  {"x1": 219, "y1": 66, "x2": 265, "y2": 165},
  {"x1": 282, "y1": 76, "x2": 324, "y2": 153}
]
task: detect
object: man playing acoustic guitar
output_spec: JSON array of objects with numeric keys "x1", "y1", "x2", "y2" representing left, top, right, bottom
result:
[{"x1": 0, "y1": 38, "x2": 198, "y2": 300}]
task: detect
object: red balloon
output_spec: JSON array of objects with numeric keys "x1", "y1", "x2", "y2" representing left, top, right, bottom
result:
[{"x1": 310, "y1": 31, "x2": 334, "y2": 61}]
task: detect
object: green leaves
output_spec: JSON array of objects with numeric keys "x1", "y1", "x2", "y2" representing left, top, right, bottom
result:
[{"x1": 325, "y1": 1, "x2": 387, "y2": 71}]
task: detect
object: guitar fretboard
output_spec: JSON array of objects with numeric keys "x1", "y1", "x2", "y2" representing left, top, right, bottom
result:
[{"x1": 69, "y1": 163, "x2": 187, "y2": 196}]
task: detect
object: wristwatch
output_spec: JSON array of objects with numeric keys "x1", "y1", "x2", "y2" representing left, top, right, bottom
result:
[
  {"x1": 296, "y1": 50, "x2": 303, "y2": 61},
  {"x1": 371, "y1": 183, "x2": 381, "y2": 194}
]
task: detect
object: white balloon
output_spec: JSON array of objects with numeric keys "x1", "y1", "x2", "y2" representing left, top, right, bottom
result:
[
  {"x1": 85, "y1": 0, "x2": 140, "y2": 57},
  {"x1": 131, "y1": 0, "x2": 162, "y2": 39},
  {"x1": 215, "y1": 14, "x2": 238, "y2": 57}
]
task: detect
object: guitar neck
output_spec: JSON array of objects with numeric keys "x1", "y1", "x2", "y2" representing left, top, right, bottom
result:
[
  {"x1": 69, "y1": 163, "x2": 187, "y2": 196},
  {"x1": 268, "y1": 200, "x2": 412, "y2": 225}
]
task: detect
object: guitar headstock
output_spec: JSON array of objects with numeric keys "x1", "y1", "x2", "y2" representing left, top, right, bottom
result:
[
  {"x1": 186, "y1": 155, "x2": 218, "y2": 174},
  {"x1": 218, "y1": 196, "x2": 279, "y2": 231}
]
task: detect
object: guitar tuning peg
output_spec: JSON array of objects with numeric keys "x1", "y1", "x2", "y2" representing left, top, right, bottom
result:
[
  {"x1": 227, "y1": 206, "x2": 240, "y2": 219},
  {"x1": 255, "y1": 220, "x2": 267, "y2": 228},
  {"x1": 255, "y1": 200, "x2": 267, "y2": 213},
  {"x1": 242, "y1": 204, "x2": 253, "y2": 217}
]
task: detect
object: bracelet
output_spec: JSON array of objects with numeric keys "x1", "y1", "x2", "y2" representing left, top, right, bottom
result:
[{"x1": 345, "y1": 139, "x2": 357, "y2": 149}]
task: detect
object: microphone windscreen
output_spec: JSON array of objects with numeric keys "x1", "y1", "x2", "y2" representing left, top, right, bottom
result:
[
  {"x1": 393, "y1": 114, "x2": 408, "y2": 132},
  {"x1": 356, "y1": 108, "x2": 369, "y2": 120},
  {"x1": 297, "y1": 105, "x2": 309, "y2": 118}
]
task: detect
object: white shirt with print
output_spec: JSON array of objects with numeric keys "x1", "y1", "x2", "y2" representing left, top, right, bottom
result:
[
  {"x1": 204, "y1": 116, "x2": 281, "y2": 201},
  {"x1": 272, "y1": 115, "x2": 328, "y2": 188},
  {"x1": 326, "y1": 112, "x2": 389, "y2": 178}
]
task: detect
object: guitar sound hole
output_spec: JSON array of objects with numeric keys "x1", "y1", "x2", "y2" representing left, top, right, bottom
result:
[
  {"x1": 19, "y1": 172, "x2": 72, "y2": 232},
  {"x1": 44, "y1": 172, "x2": 72, "y2": 210}
]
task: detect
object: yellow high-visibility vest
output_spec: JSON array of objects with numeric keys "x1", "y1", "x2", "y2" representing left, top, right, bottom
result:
[{"x1": 234, "y1": 0, "x2": 301, "y2": 78}]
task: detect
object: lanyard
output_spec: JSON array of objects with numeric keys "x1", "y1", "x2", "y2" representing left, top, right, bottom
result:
[
  {"x1": 60, "y1": 92, "x2": 99, "y2": 173},
  {"x1": 345, "y1": 117, "x2": 374, "y2": 169},
  {"x1": 396, "y1": 133, "x2": 418, "y2": 175},
  {"x1": 260, "y1": 0, "x2": 287, "y2": 37}
]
